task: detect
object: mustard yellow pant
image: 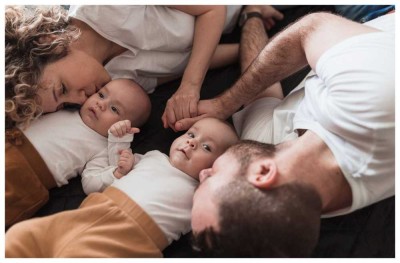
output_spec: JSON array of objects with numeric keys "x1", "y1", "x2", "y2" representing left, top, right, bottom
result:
[
  {"x1": 6, "y1": 186, "x2": 168, "y2": 258},
  {"x1": 5, "y1": 129, "x2": 56, "y2": 228}
]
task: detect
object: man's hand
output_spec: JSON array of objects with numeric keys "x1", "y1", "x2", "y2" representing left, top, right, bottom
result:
[
  {"x1": 110, "y1": 120, "x2": 140, "y2": 137},
  {"x1": 173, "y1": 98, "x2": 230, "y2": 131},
  {"x1": 114, "y1": 149, "x2": 135, "y2": 179},
  {"x1": 162, "y1": 84, "x2": 200, "y2": 131},
  {"x1": 244, "y1": 5, "x2": 284, "y2": 30}
]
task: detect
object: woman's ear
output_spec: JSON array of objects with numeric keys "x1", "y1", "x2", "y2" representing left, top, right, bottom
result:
[
  {"x1": 246, "y1": 159, "x2": 278, "y2": 189},
  {"x1": 38, "y1": 34, "x2": 58, "y2": 44}
]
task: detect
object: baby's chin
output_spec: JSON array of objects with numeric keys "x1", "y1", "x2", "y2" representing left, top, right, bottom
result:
[
  {"x1": 168, "y1": 155, "x2": 200, "y2": 181},
  {"x1": 79, "y1": 112, "x2": 108, "y2": 137}
]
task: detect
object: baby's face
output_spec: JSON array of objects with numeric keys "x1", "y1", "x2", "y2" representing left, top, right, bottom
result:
[
  {"x1": 169, "y1": 118, "x2": 238, "y2": 179},
  {"x1": 80, "y1": 79, "x2": 139, "y2": 137}
]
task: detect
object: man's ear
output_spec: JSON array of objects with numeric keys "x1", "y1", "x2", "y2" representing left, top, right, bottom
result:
[{"x1": 246, "y1": 159, "x2": 278, "y2": 189}]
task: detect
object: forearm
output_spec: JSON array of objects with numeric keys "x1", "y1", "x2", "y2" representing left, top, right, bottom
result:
[
  {"x1": 107, "y1": 131, "x2": 133, "y2": 166},
  {"x1": 180, "y1": 6, "x2": 226, "y2": 89},
  {"x1": 219, "y1": 13, "x2": 315, "y2": 115},
  {"x1": 240, "y1": 14, "x2": 268, "y2": 73}
]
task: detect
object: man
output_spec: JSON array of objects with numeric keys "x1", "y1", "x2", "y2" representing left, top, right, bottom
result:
[{"x1": 185, "y1": 6, "x2": 395, "y2": 257}]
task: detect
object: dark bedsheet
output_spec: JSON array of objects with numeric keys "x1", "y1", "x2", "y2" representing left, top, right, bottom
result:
[{"x1": 32, "y1": 5, "x2": 394, "y2": 258}]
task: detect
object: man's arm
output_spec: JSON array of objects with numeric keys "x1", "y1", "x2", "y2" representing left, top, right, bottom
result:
[
  {"x1": 174, "y1": 12, "x2": 379, "y2": 131},
  {"x1": 240, "y1": 5, "x2": 283, "y2": 72}
]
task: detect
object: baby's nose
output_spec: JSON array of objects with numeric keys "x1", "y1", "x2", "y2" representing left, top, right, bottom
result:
[{"x1": 187, "y1": 138, "x2": 197, "y2": 149}]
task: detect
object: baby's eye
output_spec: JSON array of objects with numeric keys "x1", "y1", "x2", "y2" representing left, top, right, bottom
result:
[
  {"x1": 111, "y1": 106, "x2": 119, "y2": 114},
  {"x1": 187, "y1": 132, "x2": 194, "y2": 138},
  {"x1": 98, "y1": 92, "x2": 104, "y2": 99},
  {"x1": 202, "y1": 144, "x2": 211, "y2": 152}
]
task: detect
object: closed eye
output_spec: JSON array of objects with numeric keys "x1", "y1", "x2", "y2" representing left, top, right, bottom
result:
[{"x1": 61, "y1": 83, "x2": 67, "y2": 95}]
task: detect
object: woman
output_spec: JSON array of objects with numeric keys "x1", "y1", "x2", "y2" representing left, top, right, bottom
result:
[{"x1": 5, "y1": 5, "x2": 240, "y2": 128}]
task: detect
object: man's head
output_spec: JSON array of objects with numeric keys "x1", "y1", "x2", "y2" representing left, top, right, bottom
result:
[
  {"x1": 80, "y1": 79, "x2": 151, "y2": 137},
  {"x1": 169, "y1": 118, "x2": 239, "y2": 179},
  {"x1": 191, "y1": 140, "x2": 322, "y2": 257}
]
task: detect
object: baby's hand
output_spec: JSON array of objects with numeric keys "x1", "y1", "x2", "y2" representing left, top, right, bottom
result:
[
  {"x1": 114, "y1": 149, "x2": 135, "y2": 179},
  {"x1": 110, "y1": 120, "x2": 140, "y2": 138}
]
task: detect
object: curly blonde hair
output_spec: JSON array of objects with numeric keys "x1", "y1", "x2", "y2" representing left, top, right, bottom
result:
[{"x1": 5, "y1": 5, "x2": 80, "y2": 128}]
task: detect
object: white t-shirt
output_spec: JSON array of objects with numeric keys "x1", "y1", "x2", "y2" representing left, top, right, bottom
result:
[
  {"x1": 294, "y1": 14, "x2": 395, "y2": 216},
  {"x1": 233, "y1": 71, "x2": 313, "y2": 143},
  {"x1": 68, "y1": 5, "x2": 242, "y2": 93},
  {"x1": 21, "y1": 110, "x2": 133, "y2": 192},
  {"x1": 112, "y1": 150, "x2": 198, "y2": 244}
]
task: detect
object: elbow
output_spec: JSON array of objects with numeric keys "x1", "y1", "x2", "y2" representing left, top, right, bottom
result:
[
  {"x1": 81, "y1": 178, "x2": 96, "y2": 195},
  {"x1": 204, "y1": 5, "x2": 226, "y2": 21},
  {"x1": 82, "y1": 184, "x2": 93, "y2": 196},
  {"x1": 213, "y1": 6, "x2": 227, "y2": 23},
  {"x1": 215, "y1": 5, "x2": 227, "y2": 17}
]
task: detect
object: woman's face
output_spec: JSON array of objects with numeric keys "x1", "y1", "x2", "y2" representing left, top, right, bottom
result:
[{"x1": 36, "y1": 49, "x2": 111, "y2": 113}]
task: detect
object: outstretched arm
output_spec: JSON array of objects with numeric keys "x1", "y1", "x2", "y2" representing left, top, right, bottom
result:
[
  {"x1": 162, "y1": 5, "x2": 226, "y2": 130},
  {"x1": 174, "y1": 12, "x2": 380, "y2": 131}
]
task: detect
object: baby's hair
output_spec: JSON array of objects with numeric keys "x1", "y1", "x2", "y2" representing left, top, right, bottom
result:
[
  {"x1": 220, "y1": 119, "x2": 239, "y2": 141},
  {"x1": 115, "y1": 78, "x2": 151, "y2": 127},
  {"x1": 204, "y1": 118, "x2": 239, "y2": 141}
]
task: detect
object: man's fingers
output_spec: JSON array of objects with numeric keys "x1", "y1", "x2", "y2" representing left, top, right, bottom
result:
[{"x1": 175, "y1": 115, "x2": 207, "y2": 131}]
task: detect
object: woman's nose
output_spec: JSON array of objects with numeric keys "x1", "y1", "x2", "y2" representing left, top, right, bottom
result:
[{"x1": 66, "y1": 89, "x2": 88, "y2": 105}]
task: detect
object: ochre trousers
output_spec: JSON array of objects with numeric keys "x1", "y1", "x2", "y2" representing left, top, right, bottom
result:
[
  {"x1": 5, "y1": 129, "x2": 56, "y2": 228},
  {"x1": 6, "y1": 186, "x2": 168, "y2": 257}
]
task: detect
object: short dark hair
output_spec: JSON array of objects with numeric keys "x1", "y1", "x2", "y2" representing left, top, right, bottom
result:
[
  {"x1": 227, "y1": 140, "x2": 276, "y2": 175},
  {"x1": 192, "y1": 178, "x2": 322, "y2": 257}
]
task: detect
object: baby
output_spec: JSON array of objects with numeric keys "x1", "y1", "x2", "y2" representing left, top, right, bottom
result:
[
  {"x1": 5, "y1": 79, "x2": 151, "y2": 228},
  {"x1": 6, "y1": 117, "x2": 239, "y2": 258}
]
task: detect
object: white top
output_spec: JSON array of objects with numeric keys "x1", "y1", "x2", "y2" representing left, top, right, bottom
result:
[
  {"x1": 68, "y1": 5, "x2": 242, "y2": 93},
  {"x1": 232, "y1": 71, "x2": 312, "y2": 144},
  {"x1": 293, "y1": 13, "x2": 395, "y2": 216},
  {"x1": 21, "y1": 110, "x2": 133, "y2": 193},
  {"x1": 112, "y1": 150, "x2": 198, "y2": 244}
]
